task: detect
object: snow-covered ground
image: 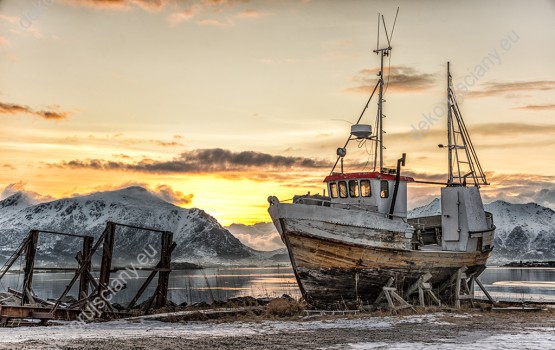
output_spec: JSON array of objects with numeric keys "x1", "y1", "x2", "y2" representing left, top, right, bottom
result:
[{"x1": 0, "y1": 312, "x2": 553, "y2": 349}]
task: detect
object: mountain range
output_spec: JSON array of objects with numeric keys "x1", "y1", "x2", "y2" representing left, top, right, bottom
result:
[
  {"x1": 0, "y1": 186, "x2": 283, "y2": 266},
  {"x1": 1, "y1": 187, "x2": 552, "y2": 266}
]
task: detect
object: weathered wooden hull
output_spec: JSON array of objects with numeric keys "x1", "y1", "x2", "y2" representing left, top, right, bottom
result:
[
  {"x1": 268, "y1": 202, "x2": 492, "y2": 309},
  {"x1": 284, "y1": 230, "x2": 490, "y2": 308}
]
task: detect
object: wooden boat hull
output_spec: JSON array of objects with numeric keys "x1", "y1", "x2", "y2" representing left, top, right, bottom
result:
[{"x1": 281, "y1": 223, "x2": 492, "y2": 309}]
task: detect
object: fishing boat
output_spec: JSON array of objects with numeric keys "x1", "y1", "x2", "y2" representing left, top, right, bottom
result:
[{"x1": 267, "y1": 15, "x2": 495, "y2": 309}]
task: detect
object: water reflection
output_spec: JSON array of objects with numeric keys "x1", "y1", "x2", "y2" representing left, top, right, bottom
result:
[
  {"x1": 1, "y1": 267, "x2": 553, "y2": 305},
  {"x1": 476, "y1": 267, "x2": 555, "y2": 302},
  {"x1": 0, "y1": 266, "x2": 300, "y2": 305}
]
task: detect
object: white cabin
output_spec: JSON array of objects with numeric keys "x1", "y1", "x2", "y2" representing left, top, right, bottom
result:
[{"x1": 324, "y1": 171, "x2": 414, "y2": 218}]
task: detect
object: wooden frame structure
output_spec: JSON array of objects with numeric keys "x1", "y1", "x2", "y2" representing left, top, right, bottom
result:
[
  {"x1": 0, "y1": 229, "x2": 93, "y2": 306},
  {"x1": 52, "y1": 221, "x2": 176, "y2": 315},
  {"x1": 0, "y1": 221, "x2": 176, "y2": 324}
]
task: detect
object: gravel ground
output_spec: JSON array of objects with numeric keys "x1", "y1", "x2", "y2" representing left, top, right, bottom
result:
[{"x1": 0, "y1": 310, "x2": 554, "y2": 350}]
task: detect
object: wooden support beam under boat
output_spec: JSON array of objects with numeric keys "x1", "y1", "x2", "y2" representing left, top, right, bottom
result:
[
  {"x1": 475, "y1": 278, "x2": 496, "y2": 305},
  {"x1": 404, "y1": 272, "x2": 441, "y2": 307},
  {"x1": 374, "y1": 277, "x2": 415, "y2": 312}
]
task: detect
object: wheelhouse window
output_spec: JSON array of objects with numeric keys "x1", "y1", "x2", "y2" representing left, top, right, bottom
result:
[
  {"x1": 338, "y1": 181, "x2": 348, "y2": 198},
  {"x1": 360, "y1": 180, "x2": 371, "y2": 197},
  {"x1": 348, "y1": 180, "x2": 359, "y2": 197},
  {"x1": 380, "y1": 180, "x2": 389, "y2": 198},
  {"x1": 329, "y1": 182, "x2": 338, "y2": 198}
]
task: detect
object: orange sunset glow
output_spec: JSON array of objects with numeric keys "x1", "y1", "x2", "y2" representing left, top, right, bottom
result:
[{"x1": 0, "y1": 0, "x2": 554, "y2": 227}]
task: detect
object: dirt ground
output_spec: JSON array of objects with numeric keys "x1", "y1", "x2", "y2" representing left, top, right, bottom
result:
[{"x1": 1, "y1": 309, "x2": 554, "y2": 350}]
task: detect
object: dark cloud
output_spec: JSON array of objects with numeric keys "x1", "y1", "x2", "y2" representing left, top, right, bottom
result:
[
  {"x1": 155, "y1": 141, "x2": 184, "y2": 147},
  {"x1": 514, "y1": 104, "x2": 555, "y2": 111},
  {"x1": 0, "y1": 102, "x2": 69, "y2": 120},
  {"x1": 467, "y1": 81, "x2": 555, "y2": 98},
  {"x1": 346, "y1": 66, "x2": 436, "y2": 94},
  {"x1": 54, "y1": 148, "x2": 331, "y2": 174}
]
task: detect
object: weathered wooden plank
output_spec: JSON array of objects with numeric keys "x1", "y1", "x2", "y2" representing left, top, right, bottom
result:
[{"x1": 286, "y1": 231, "x2": 489, "y2": 308}]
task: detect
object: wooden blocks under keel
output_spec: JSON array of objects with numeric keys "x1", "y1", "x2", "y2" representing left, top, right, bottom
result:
[
  {"x1": 374, "y1": 277, "x2": 415, "y2": 313},
  {"x1": 438, "y1": 266, "x2": 496, "y2": 309},
  {"x1": 404, "y1": 272, "x2": 441, "y2": 307},
  {"x1": 373, "y1": 267, "x2": 495, "y2": 312}
]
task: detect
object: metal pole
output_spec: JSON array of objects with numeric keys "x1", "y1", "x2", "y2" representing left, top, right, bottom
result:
[
  {"x1": 447, "y1": 62, "x2": 453, "y2": 185},
  {"x1": 378, "y1": 50, "x2": 385, "y2": 172}
]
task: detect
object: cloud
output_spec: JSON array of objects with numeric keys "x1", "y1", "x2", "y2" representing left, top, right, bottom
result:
[
  {"x1": 0, "y1": 181, "x2": 54, "y2": 203},
  {"x1": 346, "y1": 66, "x2": 436, "y2": 94},
  {"x1": 168, "y1": 5, "x2": 201, "y2": 24},
  {"x1": 53, "y1": 148, "x2": 331, "y2": 174},
  {"x1": 154, "y1": 140, "x2": 184, "y2": 147},
  {"x1": 514, "y1": 104, "x2": 555, "y2": 111},
  {"x1": 59, "y1": 0, "x2": 256, "y2": 26},
  {"x1": 406, "y1": 171, "x2": 555, "y2": 211},
  {"x1": 467, "y1": 81, "x2": 555, "y2": 98},
  {"x1": 0, "y1": 36, "x2": 8, "y2": 46},
  {"x1": 0, "y1": 14, "x2": 18, "y2": 24},
  {"x1": 473, "y1": 123, "x2": 555, "y2": 135},
  {"x1": 58, "y1": 0, "x2": 169, "y2": 11},
  {"x1": 235, "y1": 9, "x2": 267, "y2": 18},
  {"x1": 197, "y1": 18, "x2": 233, "y2": 26},
  {"x1": 58, "y1": 0, "x2": 129, "y2": 10},
  {"x1": 0, "y1": 101, "x2": 69, "y2": 120},
  {"x1": 396, "y1": 122, "x2": 555, "y2": 146},
  {"x1": 68, "y1": 181, "x2": 194, "y2": 206},
  {"x1": 226, "y1": 222, "x2": 284, "y2": 251},
  {"x1": 153, "y1": 184, "x2": 193, "y2": 205}
]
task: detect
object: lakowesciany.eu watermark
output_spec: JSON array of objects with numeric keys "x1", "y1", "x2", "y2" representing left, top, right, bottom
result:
[
  {"x1": 410, "y1": 30, "x2": 520, "y2": 140},
  {"x1": 69, "y1": 244, "x2": 158, "y2": 329}
]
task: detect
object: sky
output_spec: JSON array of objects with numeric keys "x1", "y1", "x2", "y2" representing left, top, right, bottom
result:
[{"x1": 0, "y1": 0, "x2": 554, "y2": 234}]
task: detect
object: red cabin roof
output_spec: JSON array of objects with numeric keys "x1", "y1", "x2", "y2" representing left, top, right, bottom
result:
[{"x1": 323, "y1": 172, "x2": 415, "y2": 183}]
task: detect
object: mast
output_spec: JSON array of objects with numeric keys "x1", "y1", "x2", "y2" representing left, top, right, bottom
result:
[
  {"x1": 377, "y1": 47, "x2": 386, "y2": 172},
  {"x1": 373, "y1": 13, "x2": 392, "y2": 173},
  {"x1": 328, "y1": 10, "x2": 397, "y2": 175},
  {"x1": 447, "y1": 62, "x2": 454, "y2": 184},
  {"x1": 443, "y1": 62, "x2": 488, "y2": 187}
]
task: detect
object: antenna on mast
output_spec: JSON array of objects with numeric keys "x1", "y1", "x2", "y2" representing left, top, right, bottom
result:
[
  {"x1": 372, "y1": 8, "x2": 398, "y2": 173},
  {"x1": 381, "y1": 15, "x2": 391, "y2": 46},
  {"x1": 390, "y1": 7, "x2": 400, "y2": 43},
  {"x1": 376, "y1": 13, "x2": 380, "y2": 51},
  {"x1": 329, "y1": 9, "x2": 400, "y2": 175}
]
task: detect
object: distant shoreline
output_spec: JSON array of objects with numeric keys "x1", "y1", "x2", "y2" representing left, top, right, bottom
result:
[{"x1": 501, "y1": 261, "x2": 555, "y2": 268}]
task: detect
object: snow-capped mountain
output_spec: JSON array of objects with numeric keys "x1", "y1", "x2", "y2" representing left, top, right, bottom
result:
[
  {"x1": 0, "y1": 187, "x2": 265, "y2": 266},
  {"x1": 409, "y1": 198, "x2": 555, "y2": 263}
]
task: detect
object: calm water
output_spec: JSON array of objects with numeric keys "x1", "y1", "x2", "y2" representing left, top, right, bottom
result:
[
  {"x1": 0, "y1": 266, "x2": 300, "y2": 305},
  {"x1": 0, "y1": 267, "x2": 553, "y2": 305},
  {"x1": 477, "y1": 267, "x2": 555, "y2": 303}
]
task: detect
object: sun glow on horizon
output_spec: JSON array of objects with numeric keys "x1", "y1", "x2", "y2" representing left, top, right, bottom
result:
[{"x1": 0, "y1": 0, "x2": 554, "y2": 230}]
